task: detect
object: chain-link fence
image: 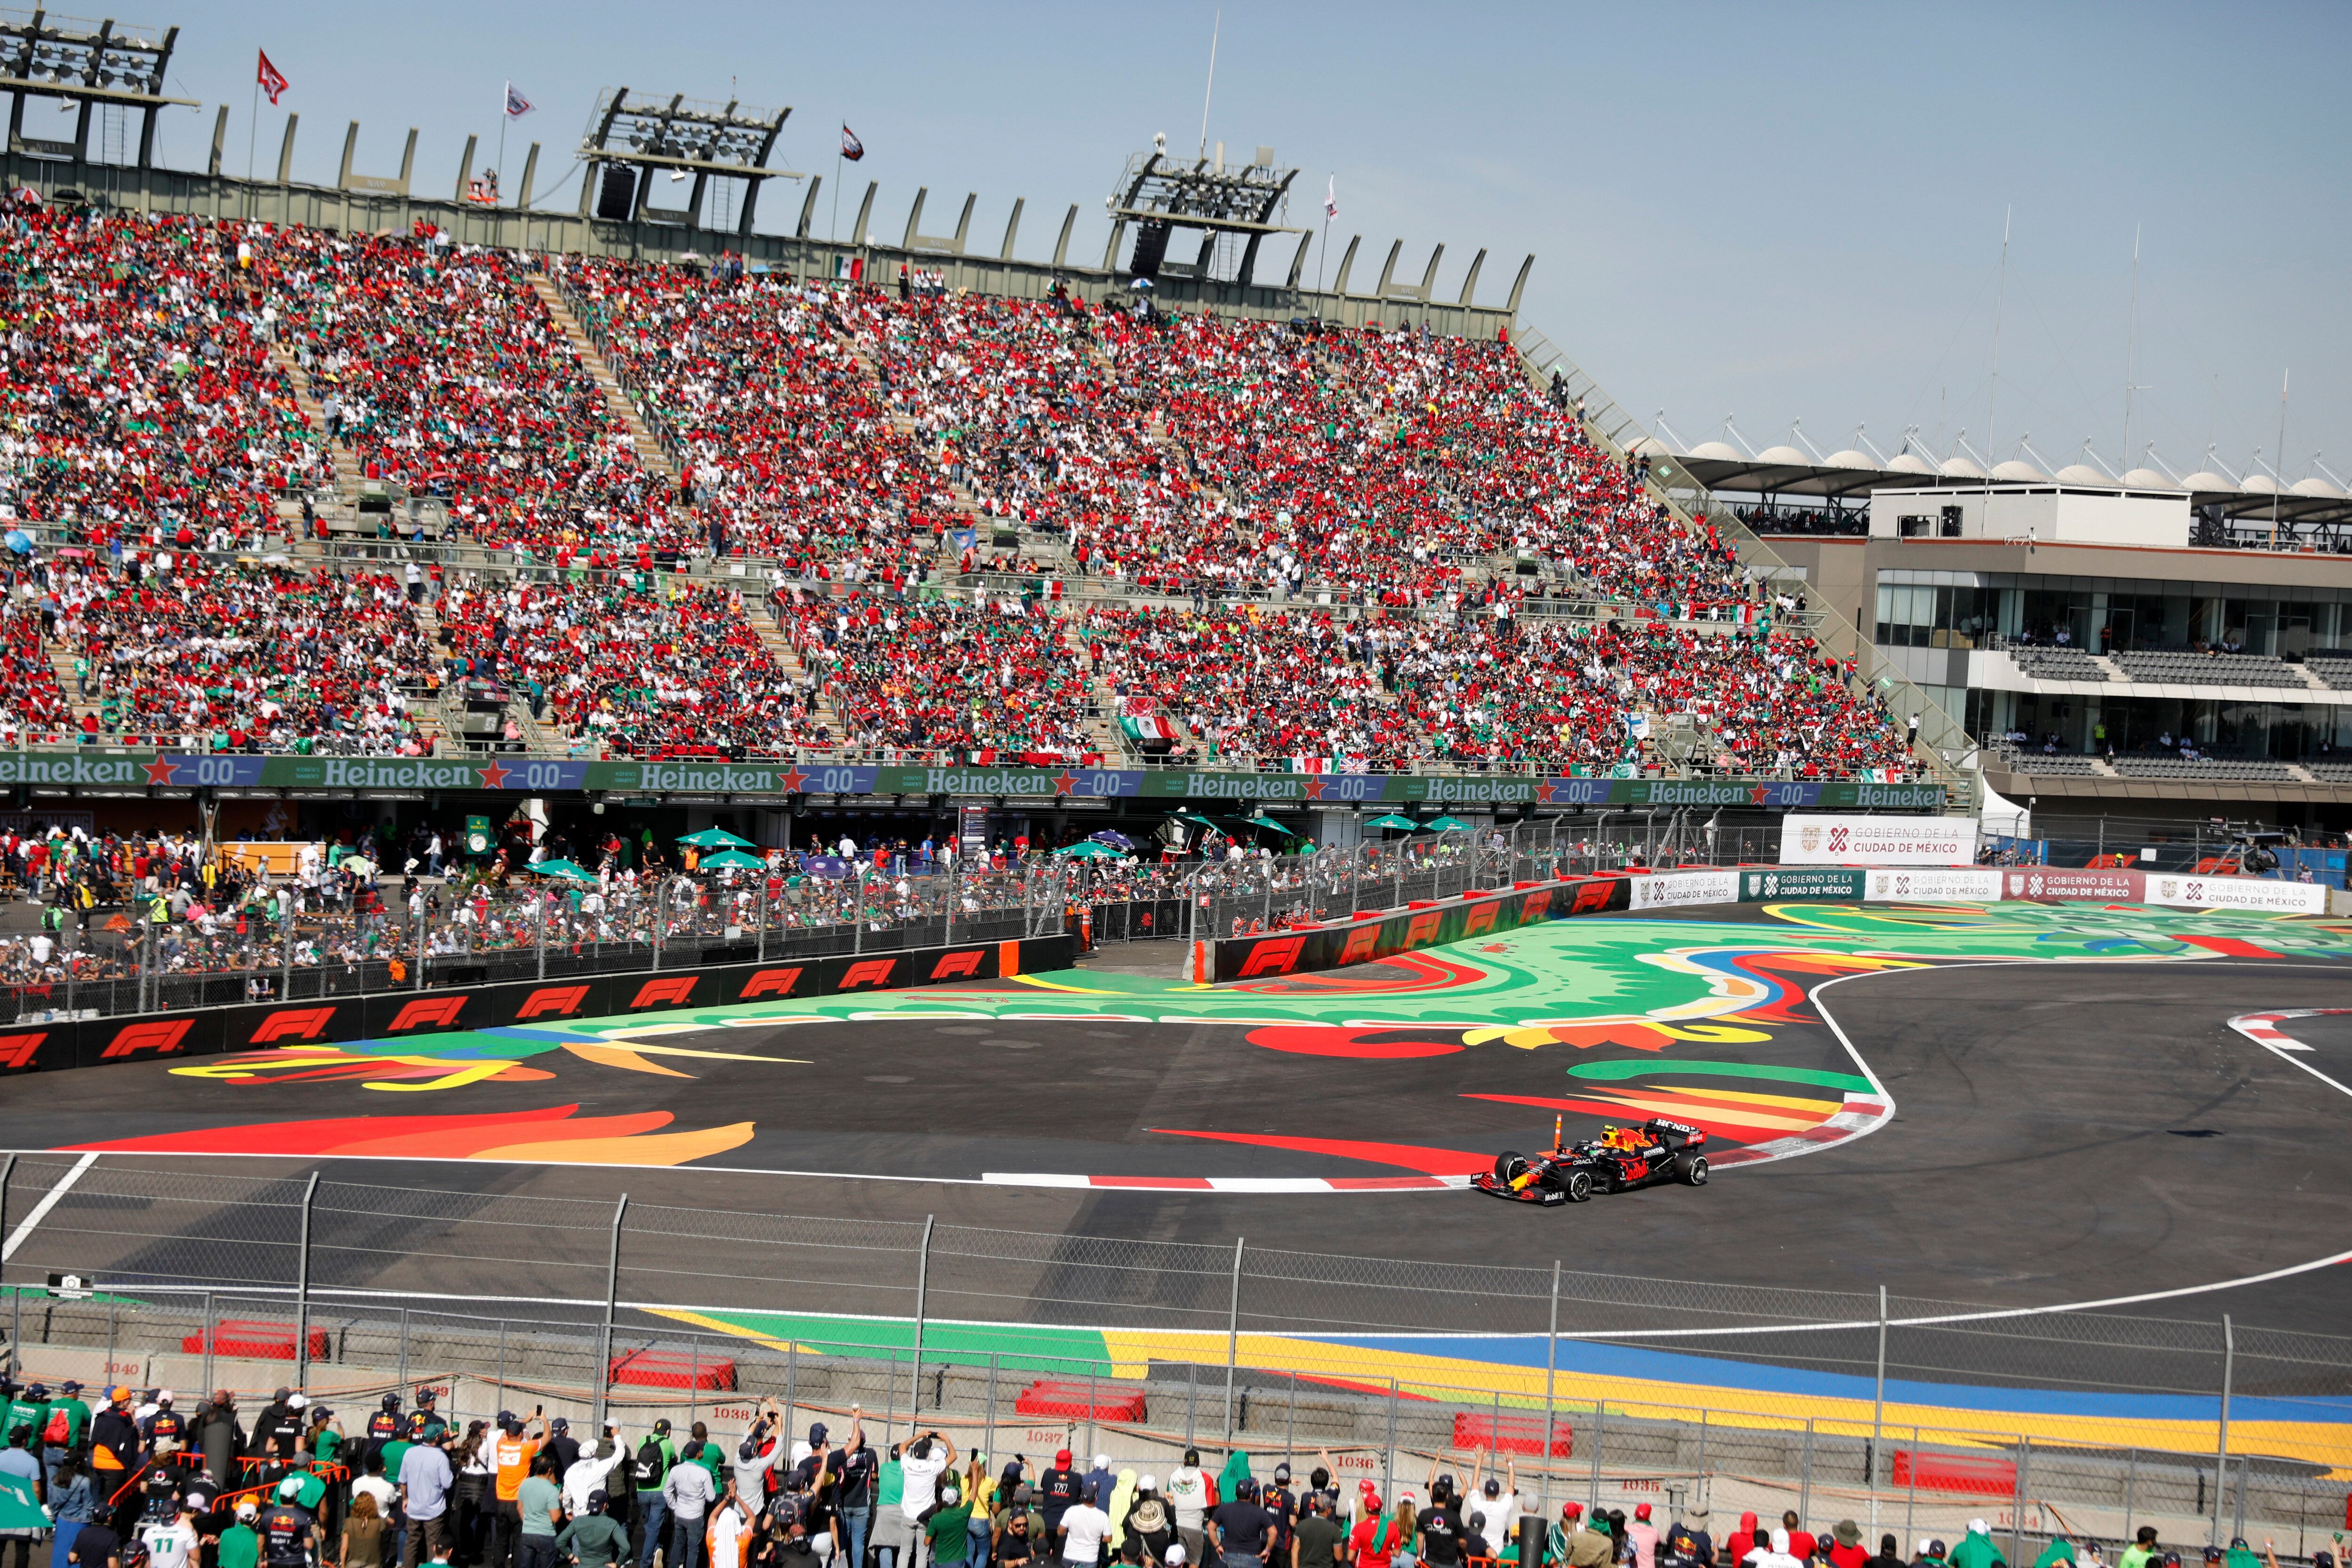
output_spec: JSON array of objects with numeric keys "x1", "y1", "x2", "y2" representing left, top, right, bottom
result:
[{"x1": 2, "y1": 1153, "x2": 2346, "y2": 1559}]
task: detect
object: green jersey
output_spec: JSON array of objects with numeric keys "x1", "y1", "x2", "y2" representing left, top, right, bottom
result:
[{"x1": 218, "y1": 1524, "x2": 260, "y2": 1568}]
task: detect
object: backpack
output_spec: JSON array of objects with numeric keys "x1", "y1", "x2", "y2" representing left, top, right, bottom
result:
[
  {"x1": 42, "y1": 1407, "x2": 70, "y2": 1445},
  {"x1": 635, "y1": 1437, "x2": 667, "y2": 1488}
]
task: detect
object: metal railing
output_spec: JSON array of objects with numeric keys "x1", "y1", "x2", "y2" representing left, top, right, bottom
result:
[{"x1": 2, "y1": 1157, "x2": 2346, "y2": 1557}]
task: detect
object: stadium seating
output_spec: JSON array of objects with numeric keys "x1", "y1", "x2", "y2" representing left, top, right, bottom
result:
[
  {"x1": 0, "y1": 604, "x2": 72, "y2": 743},
  {"x1": 0, "y1": 206, "x2": 327, "y2": 545},
  {"x1": 436, "y1": 575, "x2": 815, "y2": 757},
  {"x1": 2112, "y1": 650, "x2": 2308, "y2": 688},
  {"x1": 264, "y1": 231, "x2": 673, "y2": 554},
  {"x1": 0, "y1": 197, "x2": 1922, "y2": 778},
  {"x1": 2010, "y1": 646, "x2": 2111, "y2": 682},
  {"x1": 48, "y1": 552, "x2": 434, "y2": 751}
]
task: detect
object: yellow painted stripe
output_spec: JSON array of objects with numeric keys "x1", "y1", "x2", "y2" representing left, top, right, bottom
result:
[
  {"x1": 1582, "y1": 1090, "x2": 1829, "y2": 1132},
  {"x1": 1640, "y1": 1084, "x2": 1845, "y2": 1114}
]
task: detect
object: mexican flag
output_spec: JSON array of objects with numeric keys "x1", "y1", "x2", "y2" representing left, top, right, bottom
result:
[{"x1": 1120, "y1": 712, "x2": 1179, "y2": 741}]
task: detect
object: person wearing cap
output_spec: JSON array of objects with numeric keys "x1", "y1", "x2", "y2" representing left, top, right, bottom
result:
[
  {"x1": 0, "y1": 1423, "x2": 42, "y2": 1568},
  {"x1": 1209, "y1": 1478, "x2": 1278, "y2": 1568},
  {"x1": 44, "y1": 1385, "x2": 91, "y2": 1489},
  {"x1": 630, "y1": 1421, "x2": 679, "y2": 1568},
  {"x1": 1293, "y1": 1493, "x2": 1344, "y2": 1568},
  {"x1": 495, "y1": 1413, "x2": 552, "y2": 1568},
  {"x1": 1036, "y1": 1452, "x2": 1082, "y2": 1556},
  {"x1": 1345, "y1": 1489, "x2": 1399, "y2": 1568},
  {"x1": 1618, "y1": 1507, "x2": 1657, "y2": 1568},
  {"x1": 1567, "y1": 1507, "x2": 1615, "y2": 1568},
  {"x1": 1053, "y1": 1483, "x2": 1111, "y2": 1568},
  {"x1": 1911, "y1": 1543, "x2": 1948, "y2": 1568},
  {"x1": 259, "y1": 1479, "x2": 319, "y2": 1568},
  {"x1": 1413, "y1": 1476, "x2": 1462, "y2": 1568},
  {"x1": 727, "y1": 1404, "x2": 788, "y2": 1519},
  {"x1": 1, "y1": 1384, "x2": 48, "y2": 1456},
  {"x1": 400, "y1": 1424, "x2": 455, "y2": 1568},
  {"x1": 1263, "y1": 1467, "x2": 1297, "y2": 1565},
  {"x1": 1118, "y1": 1478, "x2": 1169, "y2": 1568},
  {"x1": 2220, "y1": 1543, "x2": 2257, "y2": 1568},
  {"x1": 1162, "y1": 1453, "x2": 1208, "y2": 1568},
  {"x1": 546, "y1": 1424, "x2": 582, "y2": 1487},
  {"x1": 829, "y1": 1413, "x2": 875, "y2": 1568},
  {"x1": 90, "y1": 1391, "x2": 140, "y2": 1480},
  {"x1": 216, "y1": 1503, "x2": 260, "y2": 1568},
  {"x1": 410, "y1": 1395, "x2": 449, "y2": 1450},
  {"x1": 1661, "y1": 1508, "x2": 1713, "y2": 1568},
  {"x1": 1458, "y1": 1457, "x2": 1516, "y2": 1566},
  {"x1": 995, "y1": 1482, "x2": 1047, "y2": 1560},
  {"x1": 557, "y1": 1490, "x2": 629, "y2": 1568},
  {"x1": 1947, "y1": 1523, "x2": 2002, "y2": 1568},
  {"x1": 1825, "y1": 1524, "x2": 1866, "y2": 1568},
  {"x1": 567, "y1": 1441, "x2": 628, "y2": 1530}
]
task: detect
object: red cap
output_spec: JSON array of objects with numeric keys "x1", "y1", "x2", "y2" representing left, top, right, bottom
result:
[
  {"x1": 1636, "y1": 1506, "x2": 1652, "y2": 1521},
  {"x1": 1563, "y1": 1504, "x2": 1584, "y2": 1520},
  {"x1": 1055, "y1": 1449, "x2": 1073, "y2": 1468}
]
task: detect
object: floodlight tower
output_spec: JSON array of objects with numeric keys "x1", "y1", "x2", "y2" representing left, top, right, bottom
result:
[
  {"x1": 0, "y1": 12, "x2": 190, "y2": 167},
  {"x1": 1104, "y1": 133, "x2": 1298, "y2": 287},
  {"x1": 579, "y1": 87, "x2": 796, "y2": 237}
]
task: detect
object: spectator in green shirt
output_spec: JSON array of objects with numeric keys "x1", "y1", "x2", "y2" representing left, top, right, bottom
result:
[
  {"x1": 923, "y1": 1481, "x2": 975, "y2": 1567},
  {"x1": 557, "y1": 1492, "x2": 630, "y2": 1568},
  {"x1": 217, "y1": 1502, "x2": 262, "y2": 1568},
  {"x1": 519, "y1": 1454, "x2": 566, "y2": 1568},
  {"x1": 2117, "y1": 1531, "x2": 2158, "y2": 1568}
]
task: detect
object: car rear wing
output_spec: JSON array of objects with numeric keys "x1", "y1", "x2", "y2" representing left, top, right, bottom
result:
[{"x1": 1643, "y1": 1117, "x2": 1706, "y2": 1148}]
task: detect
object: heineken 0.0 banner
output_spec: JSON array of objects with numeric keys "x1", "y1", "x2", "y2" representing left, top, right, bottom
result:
[{"x1": 0, "y1": 749, "x2": 1948, "y2": 811}]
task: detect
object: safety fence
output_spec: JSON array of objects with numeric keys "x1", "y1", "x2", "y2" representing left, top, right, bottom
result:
[{"x1": 0, "y1": 1155, "x2": 2345, "y2": 1559}]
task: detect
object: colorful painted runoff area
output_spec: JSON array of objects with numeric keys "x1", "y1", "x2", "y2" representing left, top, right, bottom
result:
[{"x1": 52, "y1": 898, "x2": 2352, "y2": 1471}]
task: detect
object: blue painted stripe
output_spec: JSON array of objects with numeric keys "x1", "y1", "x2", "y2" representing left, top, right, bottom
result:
[{"x1": 1295, "y1": 1334, "x2": 2352, "y2": 1425}]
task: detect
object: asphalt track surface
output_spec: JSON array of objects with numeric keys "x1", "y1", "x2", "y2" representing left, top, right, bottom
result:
[{"x1": 5, "y1": 906, "x2": 2351, "y2": 1344}]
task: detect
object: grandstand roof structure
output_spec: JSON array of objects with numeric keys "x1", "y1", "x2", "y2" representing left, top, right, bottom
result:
[{"x1": 0, "y1": 9, "x2": 190, "y2": 167}]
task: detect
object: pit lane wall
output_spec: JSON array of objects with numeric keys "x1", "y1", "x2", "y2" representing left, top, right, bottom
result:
[
  {"x1": 0, "y1": 934, "x2": 1076, "y2": 1076},
  {"x1": 1198, "y1": 864, "x2": 2330, "y2": 982}
]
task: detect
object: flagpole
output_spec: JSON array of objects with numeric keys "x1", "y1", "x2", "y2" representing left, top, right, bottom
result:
[
  {"x1": 497, "y1": 82, "x2": 509, "y2": 207},
  {"x1": 245, "y1": 72, "x2": 258, "y2": 220},
  {"x1": 829, "y1": 138, "x2": 842, "y2": 248}
]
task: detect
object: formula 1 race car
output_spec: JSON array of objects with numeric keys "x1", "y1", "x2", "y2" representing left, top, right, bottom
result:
[{"x1": 1473, "y1": 1115, "x2": 1710, "y2": 1204}]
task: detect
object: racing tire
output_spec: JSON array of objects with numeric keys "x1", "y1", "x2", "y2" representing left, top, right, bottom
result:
[
  {"x1": 1675, "y1": 1154, "x2": 1709, "y2": 1187},
  {"x1": 1494, "y1": 1151, "x2": 1530, "y2": 1187},
  {"x1": 1563, "y1": 1170, "x2": 1594, "y2": 1203}
]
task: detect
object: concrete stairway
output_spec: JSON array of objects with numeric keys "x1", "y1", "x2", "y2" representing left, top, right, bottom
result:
[{"x1": 526, "y1": 274, "x2": 681, "y2": 483}]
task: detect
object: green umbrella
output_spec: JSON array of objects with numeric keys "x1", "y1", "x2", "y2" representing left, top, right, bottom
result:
[
  {"x1": 1424, "y1": 815, "x2": 1474, "y2": 831},
  {"x1": 1244, "y1": 813, "x2": 1290, "y2": 832},
  {"x1": 530, "y1": 858, "x2": 596, "y2": 881},
  {"x1": 700, "y1": 848, "x2": 766, "y2": 870},
  {"x1": 1055, "y1": 840, "x2": 1124, "y2": 860},
  {"x1": 677, "y1": 827, "x2": 755, "y2": 848},
  {"x1": 1172, "y1": 812, "x2": 1222, "y2": 829},
  {"x1": 1365, "y1": 814, "x2": 1420, "y2": 830}
]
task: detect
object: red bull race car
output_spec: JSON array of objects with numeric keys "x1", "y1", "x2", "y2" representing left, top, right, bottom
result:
[{"x1": 1474, "y1": 1116, "x2": 1710, "y2": 1205}]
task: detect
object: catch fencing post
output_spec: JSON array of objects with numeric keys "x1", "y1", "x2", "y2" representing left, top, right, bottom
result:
[
  {"x1": 1384, "y1": 1378, "x2": 1398, "y2": 1505},
  {"x1": 414, "y1": 894, "x2": 427, "y2": 989},
  {"x1": 1587, "y1": 1403, "x2": 1603, "y2": 1512},
  {"x1": 294, "y1": 1171, "x2": 320, "y2": 1386},
  {"x1": 2009, "y1": 1439, "x2": 2028, "y2": 1564},
  {"x1": 536, "y1": 889, "x2": 548, "y2": 979},
  {"x1": 2213, "y1": 1315, "x2": 2233, "y2": 1549},
  {"x1": 1224, "y1": 1237, "x2": 1244, "y2": 1437},
  {"x1": 1870, "y1": 1284, "x2": 1886, "y2": 1535},
  {"x1": 909, "y1": 1215, "x2": 935, "y2": 1424},
  {"x1": 495, "y1": 1320, "x2": 506, "y2": 1409},
  {"x1": 398, "y1": 1306, "x2": 410, "y2": 1392},
  {"x1": 200, "y1": 1293, "x2": 215, "y2": 1395},
  {"x1": 1800, "y1": 1418, "x2": 1813, "y2": 1522},
  {"x1": 984, "y1": 1353, "x2": 998, "y2": 1464},
  {"x1": 594, "y1": 1193, "x2": 629, "y2": 1432},
  {"x1": 1542, "y1": 1260, "x2": 1559, "y2": 1518},
  {"x1": 786, "y1": 1342, "x2": 798, "y2": 1442},
  {"x1": 1286, "y1": 1372, "x2": 1297, "y2": 1471},
  {"x1": 2123, "y1": 1448, "x2": 2136, "y2": 1540},
  {"x1": 282, "y1": 900, "x2": 295, "y2": 998},
  {"x1": 757, "y1": 872, "x2": 770, "y2": 960},
  {"x1": 1904, "y1": 1426, "x2": 1917, "y2": 1544}
]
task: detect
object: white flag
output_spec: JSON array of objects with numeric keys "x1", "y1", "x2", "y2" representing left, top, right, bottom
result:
[
  {"x1": 1324, "y1": 175, "x2": 1337, "y2": 221},
  {"x1": 504, "y1": 81, "x2": 534, "y2": 118}
]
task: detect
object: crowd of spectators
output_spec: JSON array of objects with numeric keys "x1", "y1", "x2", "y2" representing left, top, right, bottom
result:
[
  {"x1": 437, "y1": 575, "x2": 818, "y2": 758},
  {"x1": 0, "y1": 200, "x2": 1915, "y2": 780},
  {"x1": 37, "y1": 547, "x2": 434, "y2": 751},
  {"x1": 0, "y1": 202, "x2": 326, "y2": 549},
  {"x1": 260, "y1": 226, "x2": 674, "y2": 554},
  {"x1": 788, "y1": 591, "x2": 1103, "y2": 762}
]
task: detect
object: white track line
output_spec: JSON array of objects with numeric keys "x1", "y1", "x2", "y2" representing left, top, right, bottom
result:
[{"x1": 2, "y1": 1151, "x2": 98, "y2": 1261}]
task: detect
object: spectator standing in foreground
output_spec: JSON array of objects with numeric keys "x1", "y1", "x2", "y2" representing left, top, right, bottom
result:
[
  {"x1": 1054, "y1": 1488, "x2": 1111, "y2": 1568},
  {"x1": 399, "y1": 1426, "x2": 454, "y2": 1568},
  {"x1": 663, "y1": 1445, "x2": 717, "y2": 1568},
  {"x1": 515, "y1": 1454, "x2": 564, "y2": 1568}
]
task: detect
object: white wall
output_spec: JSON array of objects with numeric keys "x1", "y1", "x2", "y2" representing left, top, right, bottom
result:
[{"x1": 1869, "y1": 486, "x2": 2188, "y2": 548}]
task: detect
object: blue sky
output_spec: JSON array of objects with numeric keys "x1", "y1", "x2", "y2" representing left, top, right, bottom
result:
[{"x1": 127, "y1": 0, "x2": 2349, "y2": 484}]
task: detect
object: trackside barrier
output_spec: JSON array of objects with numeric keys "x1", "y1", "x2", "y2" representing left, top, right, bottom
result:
[
  {"x1": 1200, "y1": 864, "x2": 2331, "y2": 982},
  {"x1": 0, "y1": 934, "x2": 1075, "y2": 1075}
]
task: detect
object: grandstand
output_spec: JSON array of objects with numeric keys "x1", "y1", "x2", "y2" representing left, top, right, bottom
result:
[{"x1": 0, "y1": 41, "x2": 1969, "y2": 809}]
